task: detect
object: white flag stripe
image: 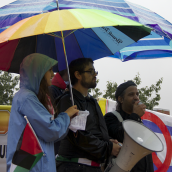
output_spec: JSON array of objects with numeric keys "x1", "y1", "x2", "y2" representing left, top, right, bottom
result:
[
  {"x1": 154, "y1": 133, "x2": 167, "y2": 163},
  {"x1": 78, "y1": 158, "x2": 91, "y2": 166},
  {"x1": 155, "y1": 134, "x2": 172, "y2": 166},
  {"x1": 146, "y1": 109, "x2": 172, "y2": 127},
  {"x1": 10, "y1": 163, "x2": 16, "y2": 172}
]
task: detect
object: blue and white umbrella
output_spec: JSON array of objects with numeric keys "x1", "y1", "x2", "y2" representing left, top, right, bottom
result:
[{"x1": 113, "y1": 31, "x2": 172, "y2": 61}]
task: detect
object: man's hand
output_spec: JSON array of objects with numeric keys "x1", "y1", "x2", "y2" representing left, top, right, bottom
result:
[
  {"x1": 110, "y1": 140, "x2": 121, "y2": 156},
  {"x1": 133, "y1": 101, "x2": 146, "y2": 117}
]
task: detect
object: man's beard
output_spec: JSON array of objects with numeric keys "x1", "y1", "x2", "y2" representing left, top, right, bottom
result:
[{"x1": 81, "y1": 77, "x2": 97, "y2": 89}]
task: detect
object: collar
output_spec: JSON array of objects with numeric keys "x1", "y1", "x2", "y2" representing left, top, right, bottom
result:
[
  {"x1": 72, "y1": 88, "x2": 92, "y2": 101},
  {"x1": 117, "y1": 109, "x2": 130, "y2": 118}
]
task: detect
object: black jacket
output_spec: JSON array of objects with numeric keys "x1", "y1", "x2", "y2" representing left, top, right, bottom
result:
[
  {"x1": 56, "y1": 88, "x2": 113, "y2": 163},
  {"x1": 104, "y1": 110, "x2": 154, "y2": 172}
]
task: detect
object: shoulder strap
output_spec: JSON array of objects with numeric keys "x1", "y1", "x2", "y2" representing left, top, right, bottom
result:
[{"x1": 112, "y1": 111, "x2": 123, "y2": 122}]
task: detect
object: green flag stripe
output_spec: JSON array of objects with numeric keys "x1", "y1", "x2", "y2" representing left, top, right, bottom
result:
[
  {"x1": 13, "y1": 165, "x2": 29, "y2": 172},
  {"x1": 56, "y1": 155, "x2": 78, "y2": 163},
  {"x1": 30, "y1": 152, "x2": 44, "y2": 170}
]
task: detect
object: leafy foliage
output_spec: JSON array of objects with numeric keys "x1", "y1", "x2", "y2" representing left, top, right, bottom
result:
[
  {"x1": 0, "y1": 71, "x2": 19, "y2": 105},
  {"x1": 134, "y1": 74, "x2": 163, "y2": 110},
  {"x1": 103, "y1": 81, "x2": 118, "y2": 100}
]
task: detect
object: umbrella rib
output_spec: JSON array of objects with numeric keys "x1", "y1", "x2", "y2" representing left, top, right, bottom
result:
[
  {"x1": 46, "y1": 30, "x2": 78, "y2": 39},
  {"x1": 63, "y1": 30, "x2": 77, "y2": 38},
  {"x1": 47, "y1": 33, "x2": 62, "y2": 39}
]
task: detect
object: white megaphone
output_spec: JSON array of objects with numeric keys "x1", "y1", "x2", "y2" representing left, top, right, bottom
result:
[{"x1": 106, "y1": 120, "x2": 164, "y2": 172}]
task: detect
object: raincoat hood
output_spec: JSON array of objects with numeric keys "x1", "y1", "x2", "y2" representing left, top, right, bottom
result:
[{"x1": 20, "y1": 53, "x2": 57, "y2": 94}]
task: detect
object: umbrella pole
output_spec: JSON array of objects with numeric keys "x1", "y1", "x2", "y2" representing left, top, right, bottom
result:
[
  {"x1": 56, "y1": 0, "x2": 74, "y2": 106},
  {"x1": 56, "y1": 0, "x2": 59, "y2": 10},
  {"x1": 61, "y1": 31, "x2": 74, "y2": 106}
]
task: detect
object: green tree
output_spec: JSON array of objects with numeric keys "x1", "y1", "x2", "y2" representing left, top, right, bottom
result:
[
  {"x1": 133, "y1": 73, "x2": 163, "y2": 110},
  {"x1": 102, "y1": 73, "x2": 163, "y2": 110},
  {"x1": 0, "y1": 71, "x2": 20, "y2": 105},
  {"x1": 88, "y1": 79, "x2": 102, "y2": 99},
  {"x1": 103, "y1": 81, "x2": 118, "y2": 100}
]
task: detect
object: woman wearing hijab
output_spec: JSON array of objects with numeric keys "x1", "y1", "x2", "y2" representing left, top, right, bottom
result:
[{"x1": 7, "y1": 53, "x2": 79, "y2": 172}]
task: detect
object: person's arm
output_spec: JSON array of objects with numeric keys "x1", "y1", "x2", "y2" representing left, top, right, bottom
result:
[
  {"x1": 57, "y1": 96, "x2": 114, "y2": 161},
  {"x1": 104, "y1": 112, "x2": 124, "y2": 143},
  {"x1": 20, "y1": 95, "x2": 70, "y2": 142}
]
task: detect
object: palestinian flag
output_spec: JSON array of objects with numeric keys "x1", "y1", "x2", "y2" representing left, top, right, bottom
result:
[{"x1": 10, "y1": 119, "x2": 43, "y2": 172}]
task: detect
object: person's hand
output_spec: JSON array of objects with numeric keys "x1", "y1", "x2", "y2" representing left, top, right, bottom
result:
[
  {"x1": 133, "y1": 101, "x2": 146, "y2": 117},
  {"x1": 111, "y1": 140, "x2": 121, "y2": 156},
  {"x1": 65, "y1": 105, "x2": 79, "y2": 118},
  {"x1": 110, "y1": 139, "x2": 118, "y2": 144}
]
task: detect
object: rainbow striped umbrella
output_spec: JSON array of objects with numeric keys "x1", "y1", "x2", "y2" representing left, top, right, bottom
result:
[
  {"x1": 1, "y1": 0, "x2": 171, "y2": 63},
  {"x1": 0, "y1": 9, "x2": 151, "y2": 73}
]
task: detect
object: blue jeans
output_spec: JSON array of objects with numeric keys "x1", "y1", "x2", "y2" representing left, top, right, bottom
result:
[{"x1": 56, "y1": 162, "x2": 102, "y2": 172}]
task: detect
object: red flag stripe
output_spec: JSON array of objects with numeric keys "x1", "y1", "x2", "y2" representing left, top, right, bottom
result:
[{"x1": 20, "y1": 123, "x2": 42, "y2": 155}]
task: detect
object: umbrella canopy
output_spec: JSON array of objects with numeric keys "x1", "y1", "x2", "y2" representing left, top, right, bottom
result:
[
  {"x1": 0, "y1": 9, "x2": 151, "y2": 73},
  {"x1": 0, "y1": 0, "x2": 172, "y2": 63},
  {"x1": 57, "y1": 0, "x2": 172, "y2": 61},
  {"x1": 113, "y1": 31, "x2": 172, "y2": 61}
]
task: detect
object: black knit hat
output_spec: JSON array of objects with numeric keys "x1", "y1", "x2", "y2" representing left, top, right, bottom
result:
[{"x1": 115, "y1": 80, "x2": 136, "y2": 100}]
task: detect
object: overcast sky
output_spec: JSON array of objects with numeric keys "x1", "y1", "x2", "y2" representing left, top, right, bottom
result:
[{"x1": 0, "y1": 0, "x2": 172, "y2": 114}]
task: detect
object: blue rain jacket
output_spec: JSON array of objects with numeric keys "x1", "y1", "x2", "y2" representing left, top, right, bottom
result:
[{"x1": 7, "y1": 53, "x2": 70, "y2": 172}]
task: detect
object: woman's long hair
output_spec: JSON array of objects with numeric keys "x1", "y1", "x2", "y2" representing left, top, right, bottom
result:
[{"x1": 37, "y1": 76, "x2": 51, "y2": 113}]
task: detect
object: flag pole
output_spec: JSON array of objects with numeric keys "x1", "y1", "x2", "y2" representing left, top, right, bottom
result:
[{"x1": 24, "y1": 116, "x2": 44, "y2": 155}]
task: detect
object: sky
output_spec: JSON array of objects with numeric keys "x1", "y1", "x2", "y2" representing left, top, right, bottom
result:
[{"x1": 0, "y1": 0, "x2": 172, "y2": 114}]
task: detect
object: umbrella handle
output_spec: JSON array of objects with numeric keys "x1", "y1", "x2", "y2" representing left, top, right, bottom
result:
[{"x1": 61, "y1": 31, "x2": 74, "y2": 106}]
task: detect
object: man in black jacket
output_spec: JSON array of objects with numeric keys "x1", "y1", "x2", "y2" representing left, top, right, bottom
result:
[
  {"x1": 55, "y1": 58, "x2": 121, "y2": 172},
  {"x1": 104, "y1": 80, "x2": 154, "y2": 172}
]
